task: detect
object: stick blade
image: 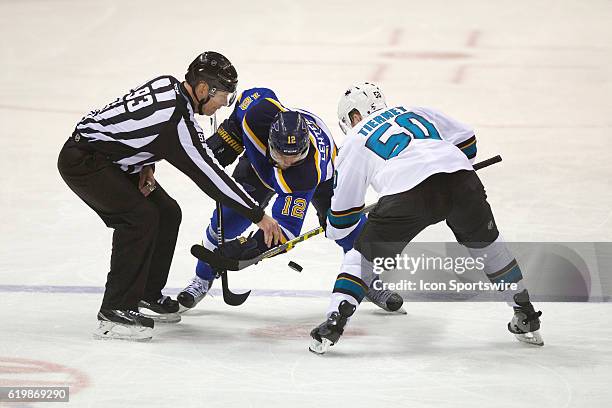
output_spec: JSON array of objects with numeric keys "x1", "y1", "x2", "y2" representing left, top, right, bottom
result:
[
  {"x1": 190, "y1": 244, "x2": 240, "y2": 270},
  {"x1": 222, "y1": 289, "x2": 251, "y2": 306},
  {"x1": 221, "y1": 273, "x2": 251, "y2": 306}
]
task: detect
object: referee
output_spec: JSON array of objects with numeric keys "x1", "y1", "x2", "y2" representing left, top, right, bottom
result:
[{"x1": 57, "y1": 51, "x2": 281, "y2": 341}]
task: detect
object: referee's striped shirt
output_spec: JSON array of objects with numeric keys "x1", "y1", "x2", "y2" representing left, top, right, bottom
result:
[{"x1": 72, "y1": 75, "x2": 263, "y2": 223}]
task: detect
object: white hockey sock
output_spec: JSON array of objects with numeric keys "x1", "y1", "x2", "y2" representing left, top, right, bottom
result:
[
  {"x1": 326, "y1": 249, "x2": 368, "y2": 317},
  {"x1": 467, "y1": 234, "x2": 528, "y2": 306}
]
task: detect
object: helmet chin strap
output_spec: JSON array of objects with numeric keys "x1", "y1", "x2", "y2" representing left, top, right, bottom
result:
[
  {"x1": 196, "y1": 94, "x2": 211, "y2": 115},
  {"x1": 197, "y1": 96, "x2": 210, "y2": 115},
  {"x1": 194, "y1": 83, "x2": 213, "y2": 115}
]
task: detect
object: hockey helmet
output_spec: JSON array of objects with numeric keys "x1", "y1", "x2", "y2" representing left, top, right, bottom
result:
[
  {"x1": 186, "y1": 51, "x2": 238, "y2": 106},
  {"x1": 268, "y1": 111, "x2": 310, "y2": 166},
  {"x1": 337, "y1": 82, "x2": 387, "y2": 134}
]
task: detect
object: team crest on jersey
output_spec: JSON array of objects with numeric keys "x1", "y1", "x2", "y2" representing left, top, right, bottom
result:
[{"x1": 239, "y1": 92, "x2": 261, "y2": 111}]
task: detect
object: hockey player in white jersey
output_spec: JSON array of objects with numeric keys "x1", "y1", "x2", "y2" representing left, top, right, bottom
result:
[{"x1": 309, "y1": 82, "x2": 543, "y2": 354}]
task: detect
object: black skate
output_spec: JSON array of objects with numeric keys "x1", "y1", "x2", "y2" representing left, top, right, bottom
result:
[
  {"x1": 507, "y1": 290, "x2": 544, "y2": 346},
  {"x1": 94, "y1": 309, "x2": 154, "y2": 342},
  {"x1": 138, "y1": 296, "x2": 181, "y2": 323},
  {"x1": 365, "y1": 277, "x2": 406, "y2": 314},
  {"x1": 309, "y1": 300, "x2": 356, "y2": 355},
  {"x1": 177, "y1": 276, "x2": 214, "y2": 312}
]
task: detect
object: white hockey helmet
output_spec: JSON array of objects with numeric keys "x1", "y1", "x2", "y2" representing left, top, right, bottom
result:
[{"x1": 337, "y1": 82, "x2": 387, "y2": 134}]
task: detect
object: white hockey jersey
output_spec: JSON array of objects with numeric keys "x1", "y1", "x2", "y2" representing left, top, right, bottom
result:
[{"x1": 326, "y1": 105, "x2": 477, "y2": 241}]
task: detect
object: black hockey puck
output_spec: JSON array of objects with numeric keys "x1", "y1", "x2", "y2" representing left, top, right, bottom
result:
[{"x1": 288, "y1": 261, "x2": 303, "y2": 272}]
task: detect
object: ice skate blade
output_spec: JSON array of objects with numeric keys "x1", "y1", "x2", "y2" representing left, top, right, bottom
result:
[
  {"x1": 514, "y1": 330, "x2": 544, "y2": 346},
  {"x1": 391, "y1": 306, "x2": 407, "y2": 315},
  {"x1": 178, "y1": 304, "x2": 192, "y2": 314},
  {"x1": 177, "y1": 294, "x2": 207, "y2": 313},
  {"x1": 309, "y1": 338, "x2": 333, "y2": 355},
  {"x1": 93, "y1": 322, "x2": 153, "y2": 342},
  {"x1": 373, "y1": 305, "x2": 407, "y2": 315},
  {"x1": 93, "y1": 333, "x2": 153, "y2": 342},
  {"x1": 138, "y1": 309, "x2": 181, "y2": 323}
]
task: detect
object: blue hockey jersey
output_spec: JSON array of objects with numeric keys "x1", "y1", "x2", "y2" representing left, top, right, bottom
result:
[{"x1": 229, "y1": 87, "x2": 337, "y2": 241}]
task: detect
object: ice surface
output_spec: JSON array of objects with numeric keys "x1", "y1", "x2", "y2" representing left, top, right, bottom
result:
[{"x1": 1, "y1": 0, "x2": 611, "y2": 406}]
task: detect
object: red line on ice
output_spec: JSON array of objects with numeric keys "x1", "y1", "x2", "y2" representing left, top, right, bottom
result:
[{"x1": 0, "y1": 357, "x2": 91, "y2": 395}]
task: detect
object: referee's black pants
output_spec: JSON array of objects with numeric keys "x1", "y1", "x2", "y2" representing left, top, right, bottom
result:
[
  {"x1": 57, "y1": 140, "x2": 182, "y2": 311},
  {"x1": 355, "y1": 170, "x2": 500, "y2": 262}
]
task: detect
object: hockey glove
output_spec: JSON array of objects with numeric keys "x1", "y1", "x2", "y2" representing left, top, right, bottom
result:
[
  {"x1": 217, "y1": 236, "x2": 261, "y2": 260},
  {"x1": 206, "y1": 118, "x2": 244, "y2": 167}
]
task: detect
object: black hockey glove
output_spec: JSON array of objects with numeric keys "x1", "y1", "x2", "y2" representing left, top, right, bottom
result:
[
  {"x1": 217, "y1": 236, "x2": 262, "y2": 260},
  {"x1": 206, "y1": 118, "x2": 244, "y2": 167}
]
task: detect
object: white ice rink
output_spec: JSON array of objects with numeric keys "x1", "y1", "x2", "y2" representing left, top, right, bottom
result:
[{"x1": 1, "y1": 0, "x2": 612, "y2": 407}]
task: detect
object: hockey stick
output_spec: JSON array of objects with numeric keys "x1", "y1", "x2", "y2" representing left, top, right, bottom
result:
[
  {"x1": 212, "y1": 114, "x2": 251, "y2": 306},
  {"x1": 191, "y1": 155, "x2": 502, "y2": 271},
  {"x1": 216, "y1": 202, "x2": 251, "y2": 305}
]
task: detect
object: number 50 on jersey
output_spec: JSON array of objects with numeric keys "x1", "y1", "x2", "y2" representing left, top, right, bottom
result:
[{"x1": 359, "y1": 107, "x2": 441, "y2": 160}]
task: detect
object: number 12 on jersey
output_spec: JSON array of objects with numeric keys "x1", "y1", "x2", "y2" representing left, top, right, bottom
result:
[
  {"x1": 281, "y1": 196, "x2": 306, "y2": 219},
  {"x1": 365, "y1": 112, "x2": 441, "y2": 159}
]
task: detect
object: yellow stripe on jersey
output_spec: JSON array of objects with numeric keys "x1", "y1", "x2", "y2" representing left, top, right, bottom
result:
[
  {"x1": 328, "y1": 202, "x2": 364, "y2": 229},
  {"x1": 274, "y1": 167, "x2": 292, "y2": 193},
  {"x1": 309, "y1": 135, "x2": 321, "y2": 184},
  {"x1": 332, "y1": 144, "x2": 338, "y2": 163},
  {"x1": 242, "y1": 116, "x2": 266, "y2": 154},
  {"x1": 460, "y1": 138, "x2": 476, "y2": 149},
  {"x1": 331, "y1": 205, "x2": 364, "y2": 217},
  {"x1": 337, "y1": 276, "x2": 368, "y2": 290},
  {"x1": 250, "y1": 164, "x2": 275, "y2": 191},
  {"x1": 265, "y1": 97, "x2": 288, "y2": 113}
]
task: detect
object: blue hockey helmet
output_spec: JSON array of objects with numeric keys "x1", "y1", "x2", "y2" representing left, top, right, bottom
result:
[{"x1": 268, "y1": 111, "x2": 310, "y2": 166}]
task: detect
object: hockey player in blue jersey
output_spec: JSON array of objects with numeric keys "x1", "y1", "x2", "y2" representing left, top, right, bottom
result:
[
  {"x1": 176, "y1": 87, "x2": 335, "y2": 309},
  {"x1": 177, "y1": 87, "x2": 404, "y2": 313}
]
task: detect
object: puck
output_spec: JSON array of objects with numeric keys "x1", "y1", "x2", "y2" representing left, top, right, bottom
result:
[{"x1": 288, "y1": 261, "x2": 303, "y2": 272}]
